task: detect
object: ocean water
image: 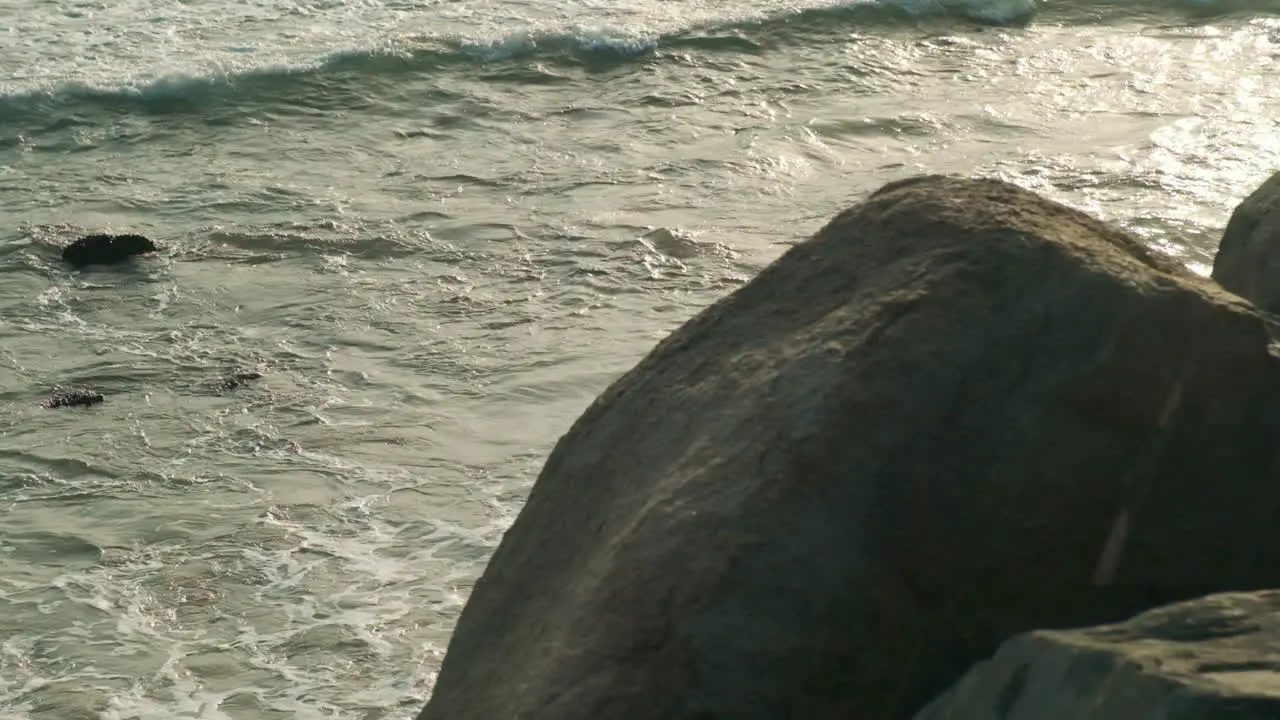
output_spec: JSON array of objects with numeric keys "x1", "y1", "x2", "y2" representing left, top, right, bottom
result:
[{"x1": 2, "y1": 0, "x2": 1279, "y2": 717}]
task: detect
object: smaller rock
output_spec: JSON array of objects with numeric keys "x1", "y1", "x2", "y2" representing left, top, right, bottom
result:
[
  {"x1": 914, "y1": 591, "x2": 1280, "y2": 720},
  {"x1": 214, "y1": 371, "x2": 263, "y2": 393},
  {"x1": 1212, "y1": 172, "x2": 1280, "y2": 315},
  {"x1": 42, "y1": 389, "x2": 105, "y2": 409},
  {"x1": 62, "y1": 233, "x2": 159, "y2": 268}
]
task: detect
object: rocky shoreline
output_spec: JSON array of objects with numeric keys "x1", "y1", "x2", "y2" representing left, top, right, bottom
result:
[{"x1": 417, "y1": 172, "x2": 1280, "y2": 719}]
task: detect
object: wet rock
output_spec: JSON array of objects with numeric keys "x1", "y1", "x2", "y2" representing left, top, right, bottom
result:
[
  {"x1": 1212, "y1": 172, "x2": 1280, "y2": 315},
  {"x1": 61, "y1": 233, "x2": 159, "y2": 268},
  {"x1": 915, "y1": 591, "x2": 1280, "y2": 720},
  {"x1": 213, "y1": 371, "x2": 263, "y2": 393},
  {"x1": 419, "y1": 175, "x2": 1280, "y2": 720},
  {"x1": 42, "y1": 389, "x2": 105, "y2": 409}
]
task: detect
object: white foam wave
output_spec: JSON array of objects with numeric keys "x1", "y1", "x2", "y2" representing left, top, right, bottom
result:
[
  {"x1": 15, "y1": 0, "x2": 1280, "y2": 99},
  {"x1": 0, "y1": 489, "x2": 488, "y2": 718},
  {"x1": 454, "y1": 28, "x2": 661, "y2": 62},
  {"x1": 899, "y1": 0, "x2": 1038, "y2": 23}
]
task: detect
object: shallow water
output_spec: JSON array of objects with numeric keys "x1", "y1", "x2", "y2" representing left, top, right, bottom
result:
[{"x1": 2, "y1": 0, "x2": 1280, "y2": 717}]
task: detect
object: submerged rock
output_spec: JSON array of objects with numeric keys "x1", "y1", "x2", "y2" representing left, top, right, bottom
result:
[
  {"x1": 42, "y1": 389, "x2": 105, "y2": 409},
  {"x1": 420, "y1": 175, "x2": 1280, "y2": 720},
  {"x1": 37, "y1": 371, "x2": 261, "y2": 409},
  {"x1": 62, "y1": 233, "x2": 159, "y2": 268},
  {"x1": 213, "y1": 371, "x2": 263, "y2": 393},
  {"x1": 915, "y1": 591, "x2": 1280, "y2": 720},
  {"x1": 1212, "y1": 171, "x2": 1280, "y2": 315}
]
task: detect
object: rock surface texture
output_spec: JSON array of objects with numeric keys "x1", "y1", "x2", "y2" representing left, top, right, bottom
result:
[
  {"x1": 915, "y1": 591, "x2": 1280, "y2": 720},
  {"x1": 420, "y1": 175, "x2": 1280, "y2": 720},
  {"x1": 1212, "y1": 171, "x2": 1280, "y2": 315}
]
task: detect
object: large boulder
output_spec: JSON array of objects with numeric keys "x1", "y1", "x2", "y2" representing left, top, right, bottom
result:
[
  {"x1": 1212, "y1": 171, "x2": 1280, "y2": 315},
  {"x1": 915, "y1": 591, "x2": 1280, "y2": 720},
  {"x1": 420, "y1": 175, "x2": 1280, "y2": 720}
]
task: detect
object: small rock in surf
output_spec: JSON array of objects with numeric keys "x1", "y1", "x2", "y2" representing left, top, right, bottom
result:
[
  {"x1": 214, "y1": 371, "x2": 264, "y2": 393},
  {"x1": 42, "y1": 389, "x2": 105, "y2": 409},
  {"x1": 62, "y1": 234, "x2": 159, "y2": 268}
]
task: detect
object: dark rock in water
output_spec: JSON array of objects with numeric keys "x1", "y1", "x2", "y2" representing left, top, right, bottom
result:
[
  {"x1": 42, "y1": 389, "x2": 105, "y2": 409},
  {"x1": 1212, "y1": 172, "x2": 1280, "y2": 315},
  {"x1": 419, "y1": 175, "x2": 1280, "y2": 720},
  {"x1": 213, "y1": 371, "x2": 263, "y2": 393},
  {"x1": 61, "y1": 233, "x2": 159, "y2": 268},
  {"x1": 915, "y1": 590, "x2": 1280, "y2": 720}
]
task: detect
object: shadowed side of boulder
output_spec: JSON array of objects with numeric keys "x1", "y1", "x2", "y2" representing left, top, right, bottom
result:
[
  {"x1": 915, "y1": 591, "x2": 1280, "y2": 720},
  {"x1": 1212, "y1": 171, "x2": 1280, "y2": 315},
  {"x1": 421, "y1": 175, "x2": 1280, "y2": 720}
]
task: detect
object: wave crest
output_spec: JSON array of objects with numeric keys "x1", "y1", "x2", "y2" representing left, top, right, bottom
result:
[{"x1": 1, "y1": 0, "x2": 1276, "y2": 129}]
